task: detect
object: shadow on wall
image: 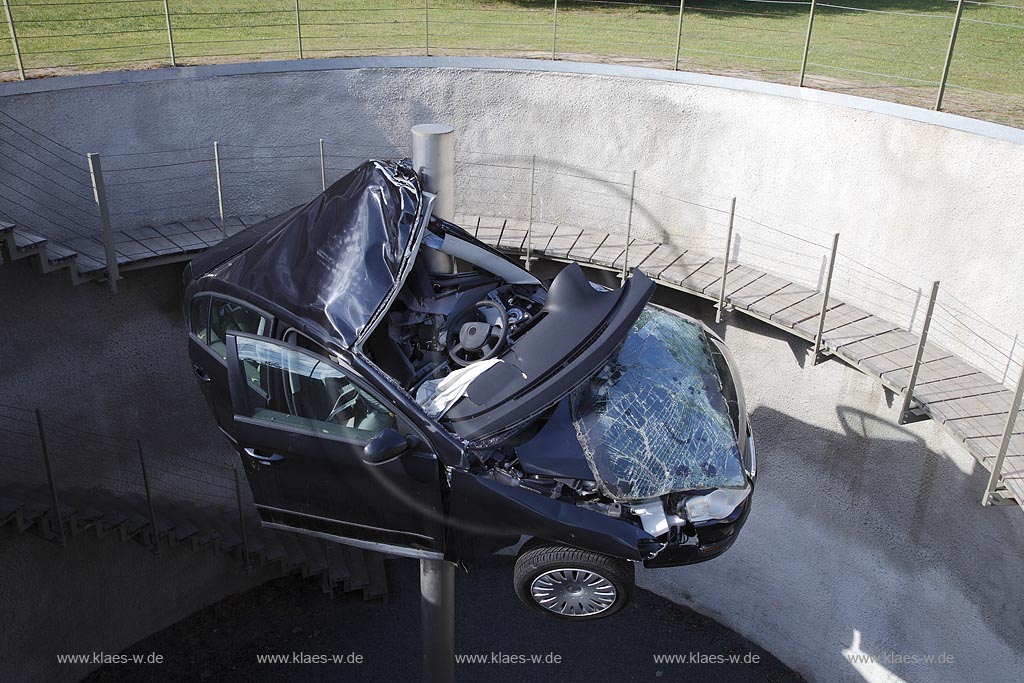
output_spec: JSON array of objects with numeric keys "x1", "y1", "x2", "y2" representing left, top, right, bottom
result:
[{"x1": 749, "y1": 401, "x2": 1024, "y2": 681}]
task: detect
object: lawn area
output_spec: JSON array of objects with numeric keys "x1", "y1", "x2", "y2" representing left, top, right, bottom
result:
[{"x1": 0, "y1": 1, "x2": 1020, "y2": 125}]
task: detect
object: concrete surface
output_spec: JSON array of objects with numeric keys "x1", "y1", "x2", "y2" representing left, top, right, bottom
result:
[
  {"x1": 635, "y1": 276, "x2": 1024, "y2": 683},
  {"x1": 0, "y1": 524, "x2": 280, "y2": 683},
  {"x1": 0, "y1": 58, "x2": 1021, "y2": 377},
  {"x1": 83, "y1": 556, "x2": 800, "y2": 683}
]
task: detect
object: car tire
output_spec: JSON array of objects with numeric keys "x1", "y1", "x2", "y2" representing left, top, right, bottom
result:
[{"x1": 513, "y1": 540, "x2": 634, "y2": 620}]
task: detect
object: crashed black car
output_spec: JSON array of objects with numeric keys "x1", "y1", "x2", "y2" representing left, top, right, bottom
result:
[{"x1": 182, "y1": 160, "x2": 756, "y2": 619}]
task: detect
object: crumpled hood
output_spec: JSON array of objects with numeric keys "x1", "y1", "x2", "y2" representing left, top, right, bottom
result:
[{"x1": 570, "y1": 307, "x2": 746, "y2": 501}]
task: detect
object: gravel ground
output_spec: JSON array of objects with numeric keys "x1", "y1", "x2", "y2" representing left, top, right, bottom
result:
[{"x1": 85, "y1": 554, "x2": 802, "y2": 683}]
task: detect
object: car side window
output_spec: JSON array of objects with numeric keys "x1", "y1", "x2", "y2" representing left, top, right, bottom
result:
[
  {"x1": 234, "y1": 336, "x2": 396, "y2": 443},
  {"x1": 188, "y1": 296, "x2": 211, "y2": 344},
  {"x1": 207, "y1": 298, "x2": 269, "y2": 360}
]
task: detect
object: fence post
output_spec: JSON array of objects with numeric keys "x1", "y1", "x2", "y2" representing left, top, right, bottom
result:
[
  {"x1": 234, "y1": 469, "x2": 251, "y2": 568},
  {"x1": 673, "y1": 0, "x2": 685, "y2": 71},
  {"x1": 162, "y1": 0, "x2": 176, "y2": 66},
  {"x1": 34, "y1": 410, "x2": 66, "y2": 547},
  {"x1": 424, "y1": 0, "x2": 430, "y2": 56},
  {"x1": 136, "y1": 440, "x2": 160, "y2": 556},
  {"x1": 213, "y1": 141, "x2": 226, "y2": 239},
  {"x1": 2, "y1": 0, "x2": 24, "y2": 81},
  {"x1": 294, "y1": 0, "x2": 303, "y2": 58},
  {"x1": 935, "y1": 0, "x2": 966, "y2": 111},
  {"x1": 715, "y1": 197, "x2": 736, "y2": 323},
  {"x1": 319, "y1": 138, "x2": 326, "y2": 191},
  {"x1": 526, "y1": 155, "x2": 536, "y2": 272},
  {"x1": 810, "y1": 232, "x2": 840, "y2": 365},
  {"x1": 551, "y1": 0, "x2": 558, "y2": 60},
  {"x1": 799, "y1": 0, "x2": 818, "y2": 87},
  {"x1": 898, "y1": 280, "x2": 940, "y2": 424},
  {"x1": 982, "y1": 362, "x2": 1024, "y2": 506},
  {"x1": 87, "y1": 153, "x2": 120, "y2": 294},
  {"x1": 621, "y1": 170, "x2": 636, "y2": 282}
]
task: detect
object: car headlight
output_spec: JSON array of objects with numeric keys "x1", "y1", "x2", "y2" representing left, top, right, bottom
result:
[{"x1": 682, "y1": 483, "x2": 751, "y2": 523}]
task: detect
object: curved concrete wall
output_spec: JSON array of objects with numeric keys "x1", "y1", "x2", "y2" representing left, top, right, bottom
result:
[
  {"x1": 2, "y1": 59, "x2": 1023, "y2": 682},
  {"x1": 0, "y1": 58, "x2": 1022, "y2": 378}
]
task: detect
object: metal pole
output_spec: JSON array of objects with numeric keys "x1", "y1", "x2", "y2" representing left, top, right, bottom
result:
[
  {"x1": 799, "y1": 0, "x2": 818, "y2": 87},
  {"x1": 899, "y1": 281, "x2": 940, "y2": 424},
  {"x1": 294, "y1": 0, "x2": 303, "y2": 59},
  {"x1": 424, "y1": 0, "x2": 430, "y2": 56},
  {"x1": 319, "y1": 138, "x2": 326, "y2": 191},
  {"x1": 526, "y1": 154, "x2": 536, "y2": 272},
  {"x1": 551, "y1": 0, "x2": 558, "y2": 61},
  {"x1": 162, "y1": 0, "x2": 176, "y2": 66},
  {"x1": 420, "y1": 558, "x2": 455, "y2": 683},
  {"x1": 234, "y1": 469, "x2": 251, "y2": 567},
  {"x1": 935, "y1": 0, "x2": 966, "y2": 111},
  {"x1": 621, "y1": 170, "x2": 636, "y2": 282},
  {"x1": 137, "y1": 440, "x2": 160, "y2": 556},
  {"x1": 35, "y1": 410, "x2": 66, "y2": 547},
  {"x1": 673, "y1": 0, "x2": 685, "y2": 71},
  {"x1": 2, "y1": 0, "x2": 24, "y2": 81},
  {"x1": 715, "y1": 197, "x2": 736, "y2": 323},
  {"x1": 87, "y1": 153, "x2": 120, "y2": 294},
  {"x1": 412, "y1": 123, "x2": 456, "y2": 273},
  {"x1": 982, "y1": 362, "x2": 1024, "y2": 506},
  {"x1": 810, "y1": 232, "x2": 840, "y2": 365},
  {"x1": 213, "y1": 141, "x2": 226, "y2": 239}
]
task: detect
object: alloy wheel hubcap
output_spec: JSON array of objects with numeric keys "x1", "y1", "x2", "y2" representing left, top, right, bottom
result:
[{"x1": 530, "y1": 568, "x2": 617, "y2": 617}]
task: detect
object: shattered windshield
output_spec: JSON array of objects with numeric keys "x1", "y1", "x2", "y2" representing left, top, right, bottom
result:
[{"x1": 570, "y1": 307, "x2": 745, "y2": 501}]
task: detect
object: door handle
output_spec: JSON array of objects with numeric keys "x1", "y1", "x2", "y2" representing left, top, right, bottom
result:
[
  {"x1": 243, "y1": 447, "x2": 284, "y2": 463},
  {"x1": 192, "y1": 365, "x2": 211, "y2": 382}
]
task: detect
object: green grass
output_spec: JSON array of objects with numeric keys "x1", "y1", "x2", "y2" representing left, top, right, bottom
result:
[{"x1": 0, "y1": 1, "x2": 1021, "y2": 125}]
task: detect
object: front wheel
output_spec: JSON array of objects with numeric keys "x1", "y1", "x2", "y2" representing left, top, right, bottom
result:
[{"x1": 513, "y1": 540, "x2": 634, "y2": 620}]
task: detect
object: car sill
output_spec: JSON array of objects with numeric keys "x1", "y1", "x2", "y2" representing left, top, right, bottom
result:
[{"x1": 261, "y1": 522, "x2": 444, "y2": 561}]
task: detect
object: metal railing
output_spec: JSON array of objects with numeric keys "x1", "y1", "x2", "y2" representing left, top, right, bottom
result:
[
  {"x1": 1, "y1": 122, "x2": 1022, "y2": 501},
  {"x1": 0, "y1": 1, "x2": 1021, "y2": 128}
]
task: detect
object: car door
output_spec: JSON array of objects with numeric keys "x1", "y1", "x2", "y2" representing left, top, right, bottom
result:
[
  {"x1": 186, "y1": 293, "x2": 272, "y2": 432},
  {"x1": 224, "y1": 332, "x2": 445, "y2": 557}
]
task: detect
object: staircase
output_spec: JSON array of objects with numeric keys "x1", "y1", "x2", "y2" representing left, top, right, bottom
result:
[{"x1": 0, "y1": 481, "x2": 388, "y2": 599}]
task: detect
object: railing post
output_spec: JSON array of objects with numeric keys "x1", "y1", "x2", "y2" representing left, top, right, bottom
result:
[
  {"x1": 935, "y1": 0, "x2": 966, "y2": 111},
  {"x1": 213, "y1": 141, "x2": 226, "y2": 239},
  {"x1": 137, "y1": 440, "x2": 160, "y2": 556},
  {"x1": 234, "y1": 469, "x2": 251, "y2": 568},
  {"x1": 551, "y1": 0, "x2": 558, "y2": 61},
  {"x1": 621, "y1": 170, "x2": 636, "y2": 282},
  {"x1": 319, "y1": 138, "x2": 326, "y2": 191},
  {"x1": 673, "y1": 0, "x2": 685, "y2": 71},
  {"x1": 982, "y1": 362, "x2": 1024, "y2": 506},
  {"x1": 715, "y1": 197, "x2": 736, "y2": 323},
  {"x1": 294, "y1": 0, "x2": 303, "y2": 59},
  {"x1": 899, "y1": 280, "x2": 940, "y2": 424},
  {"x1": 810, "y1": 232, "x2": 840, "y2": 365},
  {"x1": 424, "y1": 0, "x2": 430, "y2": 56},
  {"x1": 799, "y1": 0, "x2": 818, "y2": 87},
  {"x1": 35, "y1": 410, "x2": 66, "y2": 547},
  {"x1": 162, "y1": 0, "x2": 176, "y2": 66},
  {"x1": 87, "y1": 153, "x2": 120, "y2": 294},
  {"x1": 526, "y1": 154, "x2": 536, "y2": 272},
  {"x1": 2, "y1": 0, "x2": 24, "y2": 81}
]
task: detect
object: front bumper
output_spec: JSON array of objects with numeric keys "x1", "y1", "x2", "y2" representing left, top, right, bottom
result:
[{"x1": 641, "y1": 493, "x2": 752, "y2": 568}]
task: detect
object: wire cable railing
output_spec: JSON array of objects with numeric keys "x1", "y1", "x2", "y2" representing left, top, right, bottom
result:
[{"x1": 0, "y1": 1, "x2": 1021, "y2": 127}]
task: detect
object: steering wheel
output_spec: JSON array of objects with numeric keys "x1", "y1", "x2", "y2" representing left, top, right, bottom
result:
[{"x1": 447, "y1": 300, "x2": 509, "y2": 367}]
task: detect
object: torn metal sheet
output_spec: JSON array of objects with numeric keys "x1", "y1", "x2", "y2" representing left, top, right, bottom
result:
[{"x1": 571, "y1": 307, "x2": 745, "y2": 501}]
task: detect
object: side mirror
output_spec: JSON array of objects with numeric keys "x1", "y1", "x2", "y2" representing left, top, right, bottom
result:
[{"x1": 363, "y1": 428, "x2": 412, "y2": 465}]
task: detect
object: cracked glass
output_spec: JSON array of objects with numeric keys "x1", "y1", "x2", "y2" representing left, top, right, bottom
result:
[{"x1": 571, "y1": 307, "x2": 745, "y2": 501}]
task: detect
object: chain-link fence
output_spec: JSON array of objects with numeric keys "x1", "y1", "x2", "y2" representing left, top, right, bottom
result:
[{"x1": 0, "y1": 1, "x2": 1020, "y2": 127}]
